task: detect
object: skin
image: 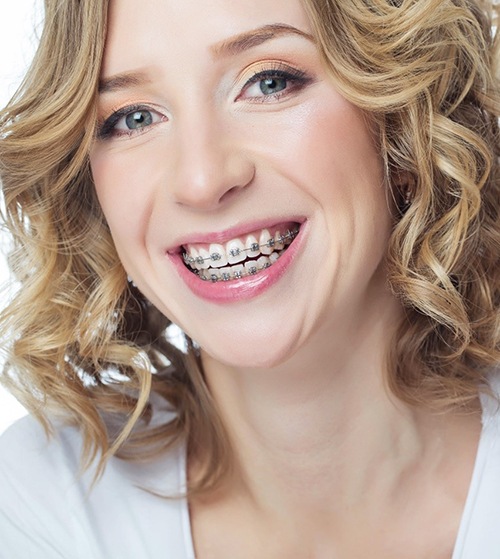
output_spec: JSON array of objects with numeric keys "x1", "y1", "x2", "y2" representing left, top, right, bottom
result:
[{"x1": 90, "y1": 0, "x2": 482, "y2": 556}]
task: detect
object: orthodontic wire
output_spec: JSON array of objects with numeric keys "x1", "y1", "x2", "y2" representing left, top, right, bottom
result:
[{"x1": 182, "y1": 228, "x2": 299, "y2": 266}]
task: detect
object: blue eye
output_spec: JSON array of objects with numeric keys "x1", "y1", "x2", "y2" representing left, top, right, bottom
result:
[
  {"x1": 259, "y1": 77, "x2": 288, "y2": 95},
  {"x1": 125, "y1": 110, "x2": 153, "y2": 130},
  {"x1": 97, "y1": 105, "x2": 164, "y2": 139},
  {"x1": 240, "y1": 65, "x2": 312, "y2": 102}
]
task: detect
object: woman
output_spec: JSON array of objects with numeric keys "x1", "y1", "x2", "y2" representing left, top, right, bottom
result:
[{"x1": 0, "y1": 0, "x2": 499, "y2": 557}]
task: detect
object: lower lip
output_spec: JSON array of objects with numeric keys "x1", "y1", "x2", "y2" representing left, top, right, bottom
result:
[{"x1": 168, "y1": 224, "x2": 306, "y2": 304}]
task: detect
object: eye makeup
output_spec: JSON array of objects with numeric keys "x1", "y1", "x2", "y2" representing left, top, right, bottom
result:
[
  {"x1": 96, "y1": 60, "x2": 314, "y2": 140},
  {"x1": 96, "y1": 103, "x2": 166, "y2": 140},
  {"x1": 237, "y1": 61, "x2": 314, "y2": 103}
]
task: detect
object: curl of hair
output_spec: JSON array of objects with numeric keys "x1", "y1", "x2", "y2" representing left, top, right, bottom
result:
[
  {"x1": 304, "y1": 0, "x2": 500, "y2": 407},
  {"x1": 0, "y1": 0, "x2": 499, "y2": 494}
]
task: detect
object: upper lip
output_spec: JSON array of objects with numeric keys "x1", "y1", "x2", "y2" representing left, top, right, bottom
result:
[{"x1": 166, "y1": 216, "x2": 305, "y2": 253}]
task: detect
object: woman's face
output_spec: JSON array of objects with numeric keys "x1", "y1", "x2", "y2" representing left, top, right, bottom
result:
[{"x1": 90, "y1": 0, "x2": 395, "y2": 367}]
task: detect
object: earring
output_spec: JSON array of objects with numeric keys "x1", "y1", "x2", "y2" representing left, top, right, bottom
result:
[
  {"x1": 398, "y1": 182, "x2": 414, "y2": 214},
  {"x1": 403, "y1": 186, "x2": 412, "y2": 206}
]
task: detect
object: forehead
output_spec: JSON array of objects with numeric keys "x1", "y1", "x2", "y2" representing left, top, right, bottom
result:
[{"x1": 102, "y1": 0, "x2": 312, "y2": 76}]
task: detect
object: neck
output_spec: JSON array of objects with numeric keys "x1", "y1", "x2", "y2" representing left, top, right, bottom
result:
[
  {"x1": 203, "y1": 296, "x2": 405, "y2": 498},
  {"x1": 190, "y1": 293, "x2": 481, "y2": 556}
]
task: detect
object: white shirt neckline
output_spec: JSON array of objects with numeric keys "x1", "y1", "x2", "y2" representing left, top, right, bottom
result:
[
  {"x1": 451, "y1": 376, "x2": 500, "y2": 558},
  {"x1": 177, "y1": 379, "x2": 500, "y2": 559}
]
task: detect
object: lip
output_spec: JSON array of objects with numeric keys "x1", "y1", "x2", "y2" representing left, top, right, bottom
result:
[
  {"x1": 167, "y1": 219, "x2": 307, "y2": 303},
  {"x1": 167, "y1": 217, "x2": 305, "y2": 252}
]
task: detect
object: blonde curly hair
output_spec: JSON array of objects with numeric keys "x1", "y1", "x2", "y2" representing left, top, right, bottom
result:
[{"x1": 0, "y1": 0, "x2": 499, "y2": 494}]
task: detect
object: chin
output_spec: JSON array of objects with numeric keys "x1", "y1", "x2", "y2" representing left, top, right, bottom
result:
[{"x1": 197, "y1": 326, "x2": 301, "y2": 370}]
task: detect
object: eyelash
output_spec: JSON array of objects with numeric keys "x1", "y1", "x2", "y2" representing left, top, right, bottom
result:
[
  {"x1": 96, "y1": 104, "x2": 162, "y2": 140},
  {"x1": 97, "y1": 63, "x2": 313, "y2": 140},
  {"x1": 238, "y1": 63, "x2": 312, "y2": 103}
]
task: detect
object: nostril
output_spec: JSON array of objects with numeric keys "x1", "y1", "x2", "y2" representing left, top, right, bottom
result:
[
  {"x1": 219, "y1": 183, "x2": 247, "y2": 204},
  {"x1": 173, "y1": 158, "x2": 255, "y2": 210}
]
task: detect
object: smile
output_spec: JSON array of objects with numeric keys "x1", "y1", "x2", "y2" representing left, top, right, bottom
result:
[{"x1": 182, "y1": 223, "x2": 300, "y2": 282}]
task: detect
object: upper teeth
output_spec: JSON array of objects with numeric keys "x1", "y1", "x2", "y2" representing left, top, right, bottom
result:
[{"x1": 182, "y1": 227, "x2": 298, "y2": 271}]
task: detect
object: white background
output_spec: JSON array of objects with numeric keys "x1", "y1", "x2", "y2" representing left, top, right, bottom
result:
[{"x1": 0, "y1": 1, "x2": 44, "y2": 434}]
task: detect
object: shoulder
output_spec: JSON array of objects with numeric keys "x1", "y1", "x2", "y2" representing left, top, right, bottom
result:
[
  {"x1": 0, "y1": 415, "x2": 191, "y2": 559},
  {"x1": 0, "y1": 414, "x2": 81, "y2": 476},
  {"x1": 480, "y1": 369, "x2": 500, "y2": 427},
  {"x1": 0, "y1": 416, "x2": 84, "y2": 558},
  {"x1": 454, "y1": 369, "x2": 500, "y2": 557},
  {"x1": 0, "y1": 415, "x2": 82, "y2": 507}
]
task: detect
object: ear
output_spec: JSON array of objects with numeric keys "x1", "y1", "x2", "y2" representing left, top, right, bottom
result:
[{"x1": 391, "y1": 170, "x2": 415, "y2": 214}]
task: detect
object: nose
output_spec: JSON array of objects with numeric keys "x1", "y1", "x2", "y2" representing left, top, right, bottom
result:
[{"x1": 171, "y1": 114, "x2": 255, "y2": 210}]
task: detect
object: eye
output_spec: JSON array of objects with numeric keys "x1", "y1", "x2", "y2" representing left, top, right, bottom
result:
[
  {"x1": 248, "y1": 76, "x2": 288, "y2": 97},
  {"x1": 238, "y1": 64, "x2": 313, "y2": 102},
  {"x1": 122, "y1": 109, "x2": 154, "y2": 131},
  {"x1": 97, "y1": 105, "x2": 166, "y2": 139}
]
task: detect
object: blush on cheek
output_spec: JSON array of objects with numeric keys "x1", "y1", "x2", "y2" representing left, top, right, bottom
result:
[
  {"x1": 90, "y1": 146, "x2": 160, "y2": 239},
  {"x1": 273, "y1": 96, "x2": 384, "y2": 205},
  {"x1": 89, "y1": 151, "x2": 117, "y2": 210}
]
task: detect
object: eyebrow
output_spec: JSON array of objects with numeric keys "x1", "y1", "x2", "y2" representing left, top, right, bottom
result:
[
  {"x1": 98, "y1": 23, "x2": 314, "y2": 95},
  {"x1": 99, "y1": 71, "x2": 152, "y2": 94},
  {"x1": 210, "y1": 23, "x2": 315, "y2": 57}
]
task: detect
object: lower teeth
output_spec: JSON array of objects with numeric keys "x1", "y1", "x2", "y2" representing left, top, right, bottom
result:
[{"x1": 197, "y1": 252, "x2": 281, "y2": 282}]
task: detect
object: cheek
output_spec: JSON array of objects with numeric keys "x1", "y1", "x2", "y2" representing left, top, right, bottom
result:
[
  {"x1": 310, "y1": 103, "x2": 383, "y2": 199},
  {"x1": 89, "y1": 143, "x2": 163, "y2": 249},
  {"x1": 284, "y1": 96, "x2": 390, "y2": 270},
  {"x1": 261, "y1": 94, "x2": 385, "y2": 208}
]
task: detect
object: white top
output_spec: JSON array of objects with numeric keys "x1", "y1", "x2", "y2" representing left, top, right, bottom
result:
[
  {"x1": 452, "y1": 375, "x2": 500, "y2": 558},
  {"x1": 0, "y1": 418, "x2": 196, "y2": 559},
  {"x1": 1, "y1": 382, "x2": 500, "y2": 559}
]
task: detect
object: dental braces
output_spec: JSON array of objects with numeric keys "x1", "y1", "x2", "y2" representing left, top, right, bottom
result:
[
  {"x1": 182, "y1": 228, "x2": 299, "y2": 266},
  {"x1": 196, "y1": 256, "x2": 277, "y2": 282}
]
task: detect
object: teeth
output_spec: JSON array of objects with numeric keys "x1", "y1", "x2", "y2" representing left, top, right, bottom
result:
[
  {"x1": 257, "y1": 255, "x2": 271, "y2": 269},
  {"x1": 198, "y1": 247, "x2": 211, "y2": 270},
  {"x1": 226, "y1": 239, "x2": 246, "y2": 264},
  {"x1": 274, "y1": 231, "x2": 285, "y2": 250},
  {"x1": 259, "y1": 229, "x2": 274, "y2": 255},
  {"x1": 189, "y1": 247, "x2": 201, "y2": 270},
  {"x1": 209, "y1": 243, "x2": 227, "y2": 268},
  {"x1": 184, "y1": 227, "x2": 298, "y2": 265},
  {"x1": 232, "y1": 264, "x2": 244, "y2": 280},
  {"x1": 183, "y1": 226, "x2": 300, "y2": 280},
  {"x1": 244, "y1": 261, "x2": 259, "y2": 275},
  {"x1": 199, "y1": 255, "x2": 278, "y2": 282},
  {"x1": 245, "y1": 235, "x2": 260, "y2": 258},
  {"x1": 208, "y1": 268, "x2": 221, "y2": 282}
]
